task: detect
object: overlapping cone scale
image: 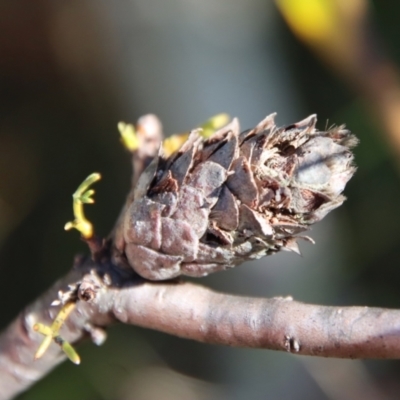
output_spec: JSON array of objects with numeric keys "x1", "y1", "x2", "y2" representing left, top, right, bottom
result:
[{"x1": 122, "y1": 114, "x2": 358, "y2": 280}]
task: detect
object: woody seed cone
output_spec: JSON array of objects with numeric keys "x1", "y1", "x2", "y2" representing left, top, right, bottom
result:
[{"x1": 120, "y1": 114, "x2": 357, "y2": 280}]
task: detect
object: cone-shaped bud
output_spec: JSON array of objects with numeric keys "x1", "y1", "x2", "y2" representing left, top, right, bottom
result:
[{"x1": 122, "y1": 114, "x2": 357, "y2": 280}]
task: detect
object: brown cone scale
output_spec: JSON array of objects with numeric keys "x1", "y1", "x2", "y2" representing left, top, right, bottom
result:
[{"x1": 122, "y1": 114, "x2": 357, "y2": 280}]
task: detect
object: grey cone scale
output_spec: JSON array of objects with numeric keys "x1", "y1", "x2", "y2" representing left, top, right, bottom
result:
[{"x1": 120, "y1": 114, "x2": 357, "y2": 280}]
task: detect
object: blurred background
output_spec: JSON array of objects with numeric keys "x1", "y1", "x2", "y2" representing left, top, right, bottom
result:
[{"x1": 1, "y1": 0, "x2": 400, "y2": 398}]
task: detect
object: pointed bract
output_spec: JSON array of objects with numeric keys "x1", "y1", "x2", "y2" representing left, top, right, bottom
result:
[{"x1": 121, "y1": 114, "x2": 357, "y2": 280}]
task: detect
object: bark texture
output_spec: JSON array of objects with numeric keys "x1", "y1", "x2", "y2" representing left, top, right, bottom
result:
[{"x1": 2, "y1": 264, "x2": 400, "y2": 400}]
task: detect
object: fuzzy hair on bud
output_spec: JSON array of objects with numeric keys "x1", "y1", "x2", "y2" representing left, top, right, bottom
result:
[{"x1": 120, "y1": 114, "x2": 357, "y2": 280}]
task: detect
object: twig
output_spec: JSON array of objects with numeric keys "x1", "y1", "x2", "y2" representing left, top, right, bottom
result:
[
  {"x1": 1, "y1": 257, "x2": 400, "y2": 400},
  {"x1": 0, "y1": 113, "x2": 368, "y2": 400}
]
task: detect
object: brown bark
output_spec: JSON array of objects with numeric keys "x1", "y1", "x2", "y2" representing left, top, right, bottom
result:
[{"x1": 2, "y1": 258, "x2": 400, "y2": 400}]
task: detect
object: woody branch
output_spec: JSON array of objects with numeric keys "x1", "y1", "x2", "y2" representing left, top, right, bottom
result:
[
  {"x1": 0, "y1": 113, "x2": 392, "y2": 400},
  {"x1": 2, "y1": 258, "x2": 400, "y2": 400}
]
